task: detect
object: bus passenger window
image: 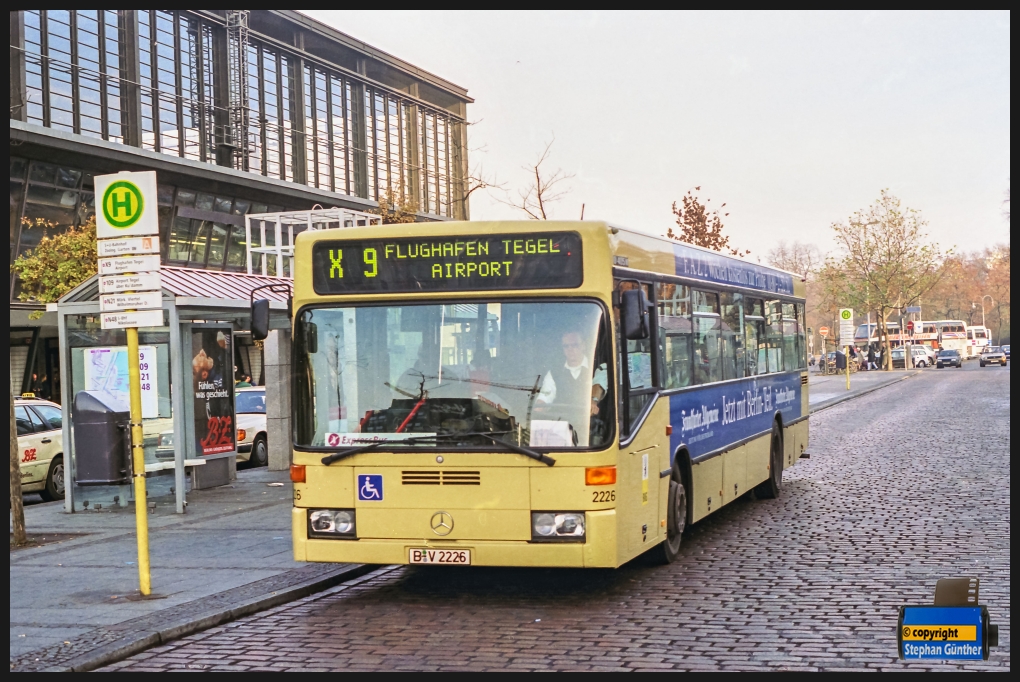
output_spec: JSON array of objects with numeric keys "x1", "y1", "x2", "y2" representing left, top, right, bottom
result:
[
  {"x1": 692, "y1": 291, "x2": 721, "y2": 384},
  {"x1": 744, "y1": 298, "x2": 767, "y2": 376},
  {"x1": 796, "y1": 303, "x2": 807, "y2": 368},
  {"x1": 782, "y1": 303, "x2": 798, "y2": 372},
  {"x1": 720, "y1": 292, "x2": 743, "y2": 380},
  {"x1": 767, "y1": 301, "x2": 783, "y2": 372},
  {"x1": 656, "y1": 282, "x2": 692, "y2": 389}
]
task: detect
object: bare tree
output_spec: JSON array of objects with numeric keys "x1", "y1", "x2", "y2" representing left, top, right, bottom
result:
[
  {"x1": 667, "y1": 187, "x2": 749, "y2": 257},
  {"x1": 767, "y1": 241, "x2": 823, "y2": 278},
  {"x1": 456, "y1": 164, "x2": 505, "y2": 219},
  {"x1": 501, "y1": 140, "x2": 574, "y2": 220}
]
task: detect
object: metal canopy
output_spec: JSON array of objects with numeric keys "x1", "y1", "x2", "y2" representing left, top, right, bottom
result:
[{"x1": 245, "y1": 207, "x2": 382, "y2": 278}]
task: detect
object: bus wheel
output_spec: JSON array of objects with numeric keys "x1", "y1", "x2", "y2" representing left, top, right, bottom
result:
[
  {"x1": 655, "y1": 472, "x2": 687, "y2": 564},
  {"x1": 754, "y1": 423, "x2": 783, "y2": 500}
]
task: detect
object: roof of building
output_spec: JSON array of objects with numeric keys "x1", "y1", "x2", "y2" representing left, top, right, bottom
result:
[{"x1": 60, "y1": 266, "x2": 291, "y2": 306}]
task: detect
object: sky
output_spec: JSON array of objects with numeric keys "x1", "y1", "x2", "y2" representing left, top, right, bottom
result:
[{"x1": 301, "y1": 10, "x2": 1011, "y2": 258}]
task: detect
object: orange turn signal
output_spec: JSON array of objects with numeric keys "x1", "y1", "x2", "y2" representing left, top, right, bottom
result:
[
  {"x1": 585, "y1": 466, "x2": 617, "y2": 486},
  {"x1": 290, "y1": 464, "x2": 306, "y2": 483},
  {"x1": 666, "y1": 425, "x2": 673, "y2": 436},
  {"x1": 237, "y1": 429, "x2": 247, "y2": 442}
]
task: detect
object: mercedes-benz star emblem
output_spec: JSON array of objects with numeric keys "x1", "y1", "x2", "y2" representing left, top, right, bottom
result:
[{"x1": 430, "y1": 511, "x2": 453, "y2": 536}]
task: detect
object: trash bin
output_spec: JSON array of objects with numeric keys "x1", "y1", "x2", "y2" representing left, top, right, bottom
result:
[{"x1": 72, "y1": 390, "x2": 131, "y2": 486}]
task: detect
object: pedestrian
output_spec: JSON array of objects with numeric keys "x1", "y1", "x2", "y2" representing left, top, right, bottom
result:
[{"x1": 868, "y1": 344, "x2": 877, "y2": 370}]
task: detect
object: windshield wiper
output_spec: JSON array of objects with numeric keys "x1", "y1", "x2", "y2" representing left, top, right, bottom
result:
[
  {"x1": 320, "y1": 431, "x2": 555, "y2": 466},
  {"x1": 472, "y1": 434, "x2": 556, "y2": 466}
]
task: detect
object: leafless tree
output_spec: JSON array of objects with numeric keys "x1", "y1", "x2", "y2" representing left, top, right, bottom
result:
[
  {"x1": 767, "y1": 241, "x2": 823, "y2": 279},
  {"x1": 501, "y1": 140, "x2": 574, "y2": 220}
]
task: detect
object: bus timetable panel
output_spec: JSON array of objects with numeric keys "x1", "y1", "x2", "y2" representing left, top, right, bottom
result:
[{"x1": 312, "y1": 231, "x2": 584, "y2": 294}]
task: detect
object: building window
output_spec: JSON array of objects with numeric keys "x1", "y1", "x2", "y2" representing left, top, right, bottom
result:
[
  {"x1": 23, "y1": 10, "x2": 123, "y2": 142},
  {"x1": 138, "y1": 10, "x2": 216, "y2": 162},
  {"x1": 18, "y1": 11, "x2": 465, "y2": 217}
]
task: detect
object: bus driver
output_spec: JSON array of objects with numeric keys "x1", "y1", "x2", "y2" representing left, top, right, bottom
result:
[{"x1": 536, "y1": 331, "x2": 608, "y2": 416}]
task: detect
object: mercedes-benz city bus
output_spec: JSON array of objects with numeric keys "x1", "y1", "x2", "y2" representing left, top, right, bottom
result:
[{"x1": 253, "y1": 221, "x2": 809, "y2": 568}]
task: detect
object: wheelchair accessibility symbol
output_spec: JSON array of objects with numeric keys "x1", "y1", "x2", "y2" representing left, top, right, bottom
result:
[{"x1": 357, "y1": 474, "x2": 383, "y2": 501}]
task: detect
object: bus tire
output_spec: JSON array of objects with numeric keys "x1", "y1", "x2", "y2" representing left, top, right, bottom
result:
[
  {"x1": 754, "y1": 422, "x2": 783, "y2": 500},
  {"x1": 654, "y1": 469, "x2": 687, "y2": 564}
]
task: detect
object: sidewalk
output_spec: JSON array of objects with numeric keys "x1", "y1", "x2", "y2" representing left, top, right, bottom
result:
[
  {"x1": 10, "y1": 467, "x2": 365, "y2": 672},
  {"x1": 808, "y1": 366, "x2": 922, "y2": 413}
]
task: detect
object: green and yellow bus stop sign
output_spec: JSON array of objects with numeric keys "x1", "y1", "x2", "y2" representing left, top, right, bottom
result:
[{"x1": 95, "y1": 171, "x2": 158, "y2": 239}]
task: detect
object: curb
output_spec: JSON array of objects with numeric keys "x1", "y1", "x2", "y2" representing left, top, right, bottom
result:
[
  {"x1": 809, "y1": 370, "x2": 921, "y2": 414},
  {"x1": 51, "y1": 562, "x2": 373, "y2": 673}
]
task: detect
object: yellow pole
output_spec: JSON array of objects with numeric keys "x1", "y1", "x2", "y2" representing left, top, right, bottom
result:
[
  {"x1": 126, "y1": 326, "x2": 152, "y2": 595},
  {"x1": 845, "y1": 345, "x2": 851, "y2": 390}
]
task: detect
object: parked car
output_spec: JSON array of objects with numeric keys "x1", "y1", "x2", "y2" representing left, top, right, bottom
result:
[
  {"x1": 235, "y1": 387, "x2": 268, "y2": 467},
  {"x1": 14, "y1": 395, "x2": 65, "y2": 501},
  {"x1": 913, "y1": 346, "x2": 934, "y2": 366},
  {"x1": 154, "y1": 387, "x2": 268, "y2": 467},
  {"x1": 891, "y1": 347, "x2": 932, "y2": 368},
  {"x1": 936, "y1": 349, "x2": 963, "y2": 368},
  {"x1": 1004, "y1": 345, "x2": 1011, "y2": 360},
  {"x1": 979, "y1": 346, "x2": 1008, "y2": 367}
]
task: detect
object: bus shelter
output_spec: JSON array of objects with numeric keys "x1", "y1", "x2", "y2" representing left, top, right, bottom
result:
[{"x1": 55, "y1": 267, "x2": 291, "y2": 514}]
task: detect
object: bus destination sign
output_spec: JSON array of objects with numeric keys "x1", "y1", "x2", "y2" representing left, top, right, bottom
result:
[{"x1": 312, "y1": 232, "x2": 583, "y2": 294}]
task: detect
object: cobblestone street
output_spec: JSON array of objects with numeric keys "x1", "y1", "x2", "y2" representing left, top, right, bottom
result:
[{"x1": 107, "y1": 364, "x2": 1010, "y2": 671}]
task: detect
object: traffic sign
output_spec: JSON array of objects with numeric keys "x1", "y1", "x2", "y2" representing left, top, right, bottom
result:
[
  {"x1": 100, "y1": 291, "x2": 163, "y2": 313},
  {"x1": 818, "y1": 326, "x2": 830, "y2": 337},
  {"x1": 99, "y1": 272, "x2": 162, "y2": 295},
  {"x1": 907, "y1": 320, "x2": 915, "y2": 334},
  {"x1": 838, "y1": 308, "x2": 855, "y2": 344},
  {"x1": 95, "y1": 172, "x2": 159, "y2": 239},
  {"x1": 98, "y1": 254, "x2": 161, "y2": 276},
  {"x1": 100, "y1": 309, "x2": 165, "y2": 330},
  {"x1": 97, "y1": 236, "x2": 160, "y2": 258}
]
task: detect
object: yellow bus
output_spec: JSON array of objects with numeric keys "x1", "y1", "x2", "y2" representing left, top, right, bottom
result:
[{"x1": 253, "y1": 221, "x2": 809, "y2": 568}]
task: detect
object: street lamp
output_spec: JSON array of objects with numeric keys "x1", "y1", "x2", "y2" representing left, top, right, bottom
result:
[
  {"x1": 972, "y1": 295, "x2": 995, "y2": 328},
  {"x1": 971, "y1": 295, "x2": 996, "y2": 344}
]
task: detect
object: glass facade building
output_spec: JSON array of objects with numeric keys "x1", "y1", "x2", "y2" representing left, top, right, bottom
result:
[{"x1": 10, "y1": 10, "x2": 472, "y2": 399}]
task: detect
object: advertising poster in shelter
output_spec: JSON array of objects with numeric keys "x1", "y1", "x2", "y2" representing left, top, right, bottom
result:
[{"x1": 191, "y1": 328, "x2": 236, "y2": 456}]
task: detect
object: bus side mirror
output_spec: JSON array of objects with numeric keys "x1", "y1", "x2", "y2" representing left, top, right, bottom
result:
[
  {"x1": 621, "y1": 289, "x2": 650, "y2": 340},
  {"x1": 251, "y1": 299, "x2": 270, "y2": 341},
  {"x1": 302, "y1": 321, "x2": 318, "y2": 355}
]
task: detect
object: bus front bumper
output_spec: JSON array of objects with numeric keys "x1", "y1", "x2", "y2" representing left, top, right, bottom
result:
[{"x1": 292, "y1": 507, "x2": 619, "y2": 568}]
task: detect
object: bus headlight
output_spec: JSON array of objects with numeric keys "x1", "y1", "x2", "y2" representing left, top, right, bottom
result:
[
  {"x1": 531, "y1": 512, "x2": 585, "y2": 541},
  {"x1": 308, "y1": 509, "x2": 356, "y2": 538}
]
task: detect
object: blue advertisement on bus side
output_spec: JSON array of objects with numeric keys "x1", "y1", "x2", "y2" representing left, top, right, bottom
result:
[
  {"x1": 672, "y1": 242, "x2": 794, "y2": 296},
  {"x1": 667, "y1": 372, "x2": 802, "y2": 462}
]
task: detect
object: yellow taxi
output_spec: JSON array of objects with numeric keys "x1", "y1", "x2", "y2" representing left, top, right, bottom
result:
[{"x1": 14, "y1": 394, "x2": 65, "y2": 501}]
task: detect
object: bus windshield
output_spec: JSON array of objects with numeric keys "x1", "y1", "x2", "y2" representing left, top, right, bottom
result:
[{"x1": 294, "y1": 300, "x2": 613, "y2": 450}]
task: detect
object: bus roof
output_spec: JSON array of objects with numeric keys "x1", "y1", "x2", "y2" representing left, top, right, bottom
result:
[
  {"x1": 293, "y1": 220, "x2": 806, "y2": 300},
  {"x1": 608, "y1": 224, "x2": 805, "y2": 298}
]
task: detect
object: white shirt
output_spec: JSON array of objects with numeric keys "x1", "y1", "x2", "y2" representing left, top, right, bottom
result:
[{"x1": 537, "y1": 357, "x2": 609, "y2": 404}]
